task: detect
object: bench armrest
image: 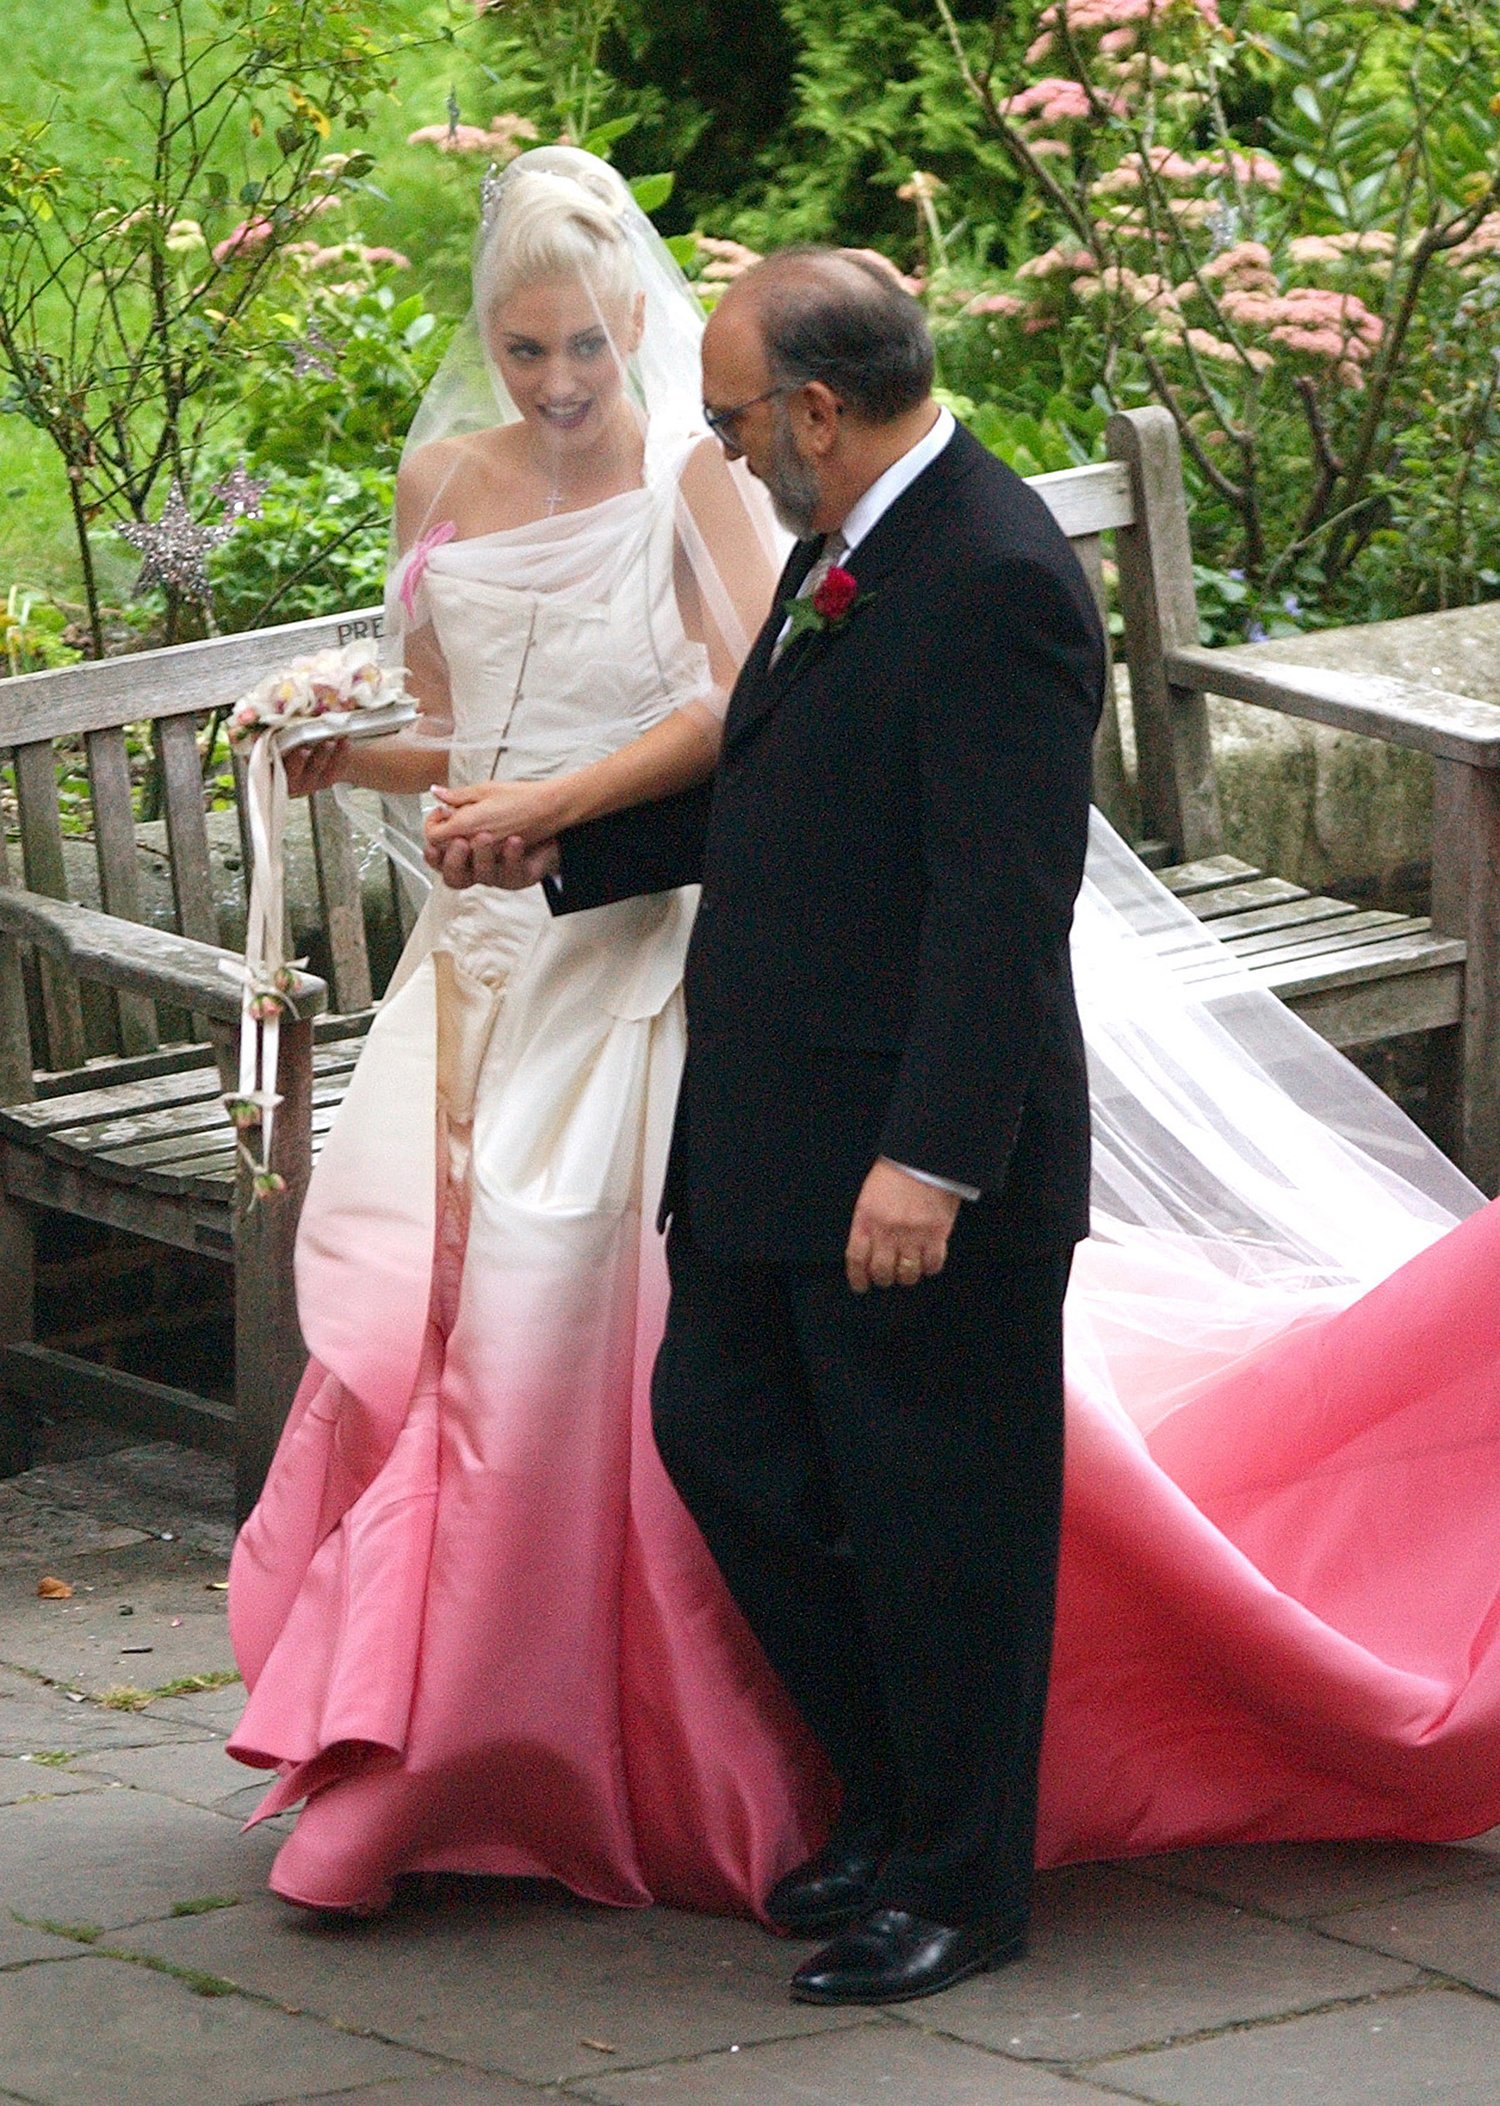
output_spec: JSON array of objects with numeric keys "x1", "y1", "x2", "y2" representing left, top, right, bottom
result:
[
  {"x1": 1166, "y1": 644, "x2": 1500, "y2": 767},
  {"x1": 0, "y1": 888, "x2": 328, "y2": 1023}
]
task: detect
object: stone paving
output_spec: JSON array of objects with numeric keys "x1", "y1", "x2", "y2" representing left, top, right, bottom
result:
[{"x1": 2, "y1": 1432, "x2": 1499, "y2": 2104}]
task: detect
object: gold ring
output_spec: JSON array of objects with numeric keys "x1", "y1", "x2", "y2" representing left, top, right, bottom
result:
[{"x1": 897, "y1": 1255, "x2": 921, "y2": 1275}]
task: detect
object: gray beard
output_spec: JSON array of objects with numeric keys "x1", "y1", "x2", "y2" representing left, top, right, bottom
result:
[{"x1": 764, "y1": 405, "x2": 821, "y2": 540}]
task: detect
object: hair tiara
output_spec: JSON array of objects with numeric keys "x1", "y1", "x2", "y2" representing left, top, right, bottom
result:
[{"x1": 479, "y1": 152, "x2": 629, "y2": 238}]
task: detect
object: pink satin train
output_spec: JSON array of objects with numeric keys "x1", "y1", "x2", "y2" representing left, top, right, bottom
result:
[{"x1": 229, "y1": 1190, "x2": 1500, "y2": 1913}]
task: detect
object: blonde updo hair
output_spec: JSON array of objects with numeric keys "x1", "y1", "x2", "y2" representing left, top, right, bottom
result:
[{"x1": 477, "y1": 146, "x2": 638, "y2": 315}]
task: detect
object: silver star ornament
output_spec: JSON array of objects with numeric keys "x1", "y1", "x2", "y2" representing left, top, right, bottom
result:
[
  {"x1": 211, "y1": 464, "x2": 269, "y2": 522},
  {"x1": 117, "y1": 481, "x2": 235, "y2": 604}
]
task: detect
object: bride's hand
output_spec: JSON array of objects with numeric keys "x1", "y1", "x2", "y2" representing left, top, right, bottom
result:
[
  {"x1": 426, "y1": 779, "x2": 564, "y2": 850},
  {"x1": 282, "y1": 739, "x2": 349, "y2": 798}
]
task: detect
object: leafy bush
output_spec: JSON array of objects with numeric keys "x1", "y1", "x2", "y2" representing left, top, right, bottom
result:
[
  {"x1": 204, "y1": 462, "x2": 393, "y2": 634},
  {"x1": 214, "y1": 274, "x2": 448, "y2": 475},
  {"x1": 0, "y1": 584, "x2": 80, "y2": 674},
  {"x1": 0, "y1": 0, "x2": 435, "y2": 651},
  {"x1": 933, "y1": 0, "x2": 1500, "y2": 632}
]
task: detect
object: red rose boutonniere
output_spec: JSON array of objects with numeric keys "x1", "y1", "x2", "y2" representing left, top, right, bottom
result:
[{"x1": 785, "y1": 563, "x2": 873, "y2": 643}]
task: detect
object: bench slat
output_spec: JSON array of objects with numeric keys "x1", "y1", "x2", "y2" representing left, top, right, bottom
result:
[
  {"x1": 0, "y1": 607, "x2": 385, "y2": 746},
  {"x1": 1157, "y1": 855, "x2": 1262, "y2": 897},
  {"x1": 92, "y1": 1106, "x2": 339, "y2": 1194},
  {"x1": 1254, "y1": 929, "x2": 1467, "y2": 998},
  {"x1": 1033, "y1": 458, "x2": 1136, "y2": 537},
  {"x1": 11, "y1": 740, "x2": 87, "y2": 1070},
  {"x1": 309, "y1": 789, "x2": 374, "y2": 1013},
  {"x1": 85, "y1": 726, "x2": 159, "y2": 1057},
  {"x1": 0, "y1": 1037, "x2": 364, "y2": 1136},
  {"x1": 0, "y1": 828, "x2": 36, "y2": 1104},
  {"x1": 1225, "y1": 910, "x2": 1406, "y2": 962},
  {"x1": 1201, "y1": 896, "x2": 1358, "y2": 944},
  {"x1": 155, "y1": 715, "x2": 219, "y2": 947},
  {"x1": 43, "y1": 1072, "x2": 355, "y2": 1160},
  {"x1": 1188, "y1": 876, "x2": 1309, "y2": 919}
]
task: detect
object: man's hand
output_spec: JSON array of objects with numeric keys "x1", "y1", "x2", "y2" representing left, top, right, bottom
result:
[
  {"x1": 845, "y1": 1158, "x2": 961, "y2": 1294},
  {"x1": 422, "y1": 826, "x2": 560, "y2": 891}
]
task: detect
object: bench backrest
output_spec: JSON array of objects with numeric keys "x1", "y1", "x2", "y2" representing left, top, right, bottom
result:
[
  {"x1": 0, "y1": 408, "x2": 1208, "y2": 1091},
  {"x1": 0, "y1": 607, "x2": 413, "y2": 1084}
]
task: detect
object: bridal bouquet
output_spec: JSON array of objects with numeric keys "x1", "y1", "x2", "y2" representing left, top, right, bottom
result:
[
  {"x1": 225, "y1": 642, "x2": 415, "y2": 1197},
  {"x1": 228, "y1": 642, "x2": 415, "y2": 753}
]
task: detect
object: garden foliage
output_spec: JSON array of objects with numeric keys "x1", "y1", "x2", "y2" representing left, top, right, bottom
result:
[
  {"x1": 929, "y1": 0, "x2": 1500, "y2": 631},
  {"x1": 3, "y1": 0, "x2": 1499, "y2": 666},
  {"x1": 0, "y1": 0, "x2": 441, "y2": 652}
]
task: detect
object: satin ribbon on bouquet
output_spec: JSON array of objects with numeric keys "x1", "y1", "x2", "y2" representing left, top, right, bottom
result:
[
  {"x1": 221, "y1": 641, "x2": 412, "y2": 1200},
  {"x1": 223, "y1": 730, "x2": 301, "y2": 1202}
]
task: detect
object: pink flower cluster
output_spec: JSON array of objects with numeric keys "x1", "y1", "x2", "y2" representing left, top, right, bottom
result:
[
  {"x1": 1444, "y1": 214, "x2": 1500, "y2": 272},
  {"x1": 212, "y1": 195, "x2": 340, "y2": 268},
  {"x1": 1017, "y1": 244, "x2": 1095, "y2": 280},
  {"x1": 966, "y1": 291, "x2": 1029, "y2": 318},
  {"x1": 999, "y1": 77, "x2": 1095, "y2": 124},
  {"x1": 1091, "y1": 147, "x2": 1280, "y2": 197},
  {"x1": 1212, "y1": 285, "x2": 1384, "y2": 384},
  {"x1": 1287, "y1": 230, "x2": 1397, "y2": 266},
  {"x1": 286, "y1": 239, "x2": 411, "y2": 276},
  {"x1": 406, "y1": 113, "x2": 538, "y2": 158},
  {"x1": 213, "y1": 216, "x2": 273, "y2": 265},
  {"x1": 696, "y1": 235, "x2": 763, "y2": 283},
  {"x1": 1182, "y1": 326, "x2": 1273, "y2": 373},
  {"x1": 1074, "y1": 262, "x2": 1180, "y2": 312},
  {"x1": 1027, "y1": 0, "x2": 1223, "y2": 65},
  {"x1": 1199, "y1": 241, "x2": 1277, "y2": 290}
]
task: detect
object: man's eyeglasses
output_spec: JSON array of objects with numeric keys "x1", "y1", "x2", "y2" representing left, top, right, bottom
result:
[{"x1": 702, "y1": 383, "x2": 793, "y2": 454}]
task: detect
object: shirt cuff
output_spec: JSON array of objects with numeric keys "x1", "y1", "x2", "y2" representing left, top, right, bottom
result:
[{"x1": 884, "y1": 1158, "x2": 981, "y2": 1203}]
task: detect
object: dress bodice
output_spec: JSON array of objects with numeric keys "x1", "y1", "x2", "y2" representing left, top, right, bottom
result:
[{"x1": 420, "y1": 478, "x2": 711, "y2": 789}]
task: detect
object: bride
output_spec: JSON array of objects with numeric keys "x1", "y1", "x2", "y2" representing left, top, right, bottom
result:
[
  {"x1": 228, "y1": 146, "x2": 834, "y2": 1914},
  {"x1": 230, "y1": 145, "x2": 1500, "y2": 1916}
]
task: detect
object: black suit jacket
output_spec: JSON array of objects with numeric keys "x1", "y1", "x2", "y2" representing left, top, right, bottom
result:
[{"x1": 557, "y1": 423, "x2": 1105, "y2": 1262}]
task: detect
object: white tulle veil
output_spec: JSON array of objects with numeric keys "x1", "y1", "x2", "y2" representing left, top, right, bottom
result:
[
  {"x1": 1070, "y1": 809, "x2": 1481, "y2": 1424},
  {"x1": 353, "y1": 151, "x2": 1478, "y2": 1369},
  {"x1": 380, "y1": 145, "x2": 784, "y2": 745}
]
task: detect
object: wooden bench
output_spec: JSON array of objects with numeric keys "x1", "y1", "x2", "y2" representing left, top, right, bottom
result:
[
  {"x1": 0, "y1": 608, "x2": 414, "y2": 1518},
  {"x1": 1100, "y1": 406, "x2": 1500, "y2": 1192},
  {"x1": 3, "y1": 406, "x2": 1499, "y2": 1515}
]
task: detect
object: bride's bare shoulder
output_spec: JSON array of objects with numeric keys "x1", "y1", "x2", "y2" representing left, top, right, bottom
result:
[{"x1": 395, "y1": 429, "x2": 526, "y2": 539}]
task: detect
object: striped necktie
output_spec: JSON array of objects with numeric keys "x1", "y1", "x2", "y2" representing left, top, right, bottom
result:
[{"x1": 769, "y1": 530, "x2": 848, "y2": 668}]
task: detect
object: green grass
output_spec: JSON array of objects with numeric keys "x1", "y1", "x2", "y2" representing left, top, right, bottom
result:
[
  {"x1": 19, "y1": 1917, "x2": 102, "y2": 1943},
  {"x1": 96, "y1": 1669, "x2": 241, "y2": 1712}
]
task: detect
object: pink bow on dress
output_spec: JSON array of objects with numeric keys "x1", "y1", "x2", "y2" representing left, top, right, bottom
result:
[{"x1": 399, "y1": 520, "x2": 457, "y2": 620}]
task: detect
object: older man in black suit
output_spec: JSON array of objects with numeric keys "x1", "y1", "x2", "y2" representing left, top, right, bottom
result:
[{"x1": 442, "y1": 249, "x2": 1104, "y2": 2003}]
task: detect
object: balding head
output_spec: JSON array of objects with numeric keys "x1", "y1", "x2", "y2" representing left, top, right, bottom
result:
[{"x1": 721, "y1": 246, "x2": 934, "y2": 426}]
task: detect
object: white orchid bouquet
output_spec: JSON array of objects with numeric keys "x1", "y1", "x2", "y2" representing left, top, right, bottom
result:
[{"x1": 229, "y1": 640, "x2": 413, "y2": 751}]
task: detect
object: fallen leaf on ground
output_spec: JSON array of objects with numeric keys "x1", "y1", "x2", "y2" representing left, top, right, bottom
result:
[{"x1": 36, "y1": 1577, "x2": 73, "y2": 1600}]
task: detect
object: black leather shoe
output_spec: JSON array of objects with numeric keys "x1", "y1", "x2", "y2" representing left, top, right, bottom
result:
[
  {"x1": 789, "y1": 1905, "x2": 1027, "y2": 2004},
  {"x1": 763, "y1": 1831, "x2": 887, "y2": 1937}
]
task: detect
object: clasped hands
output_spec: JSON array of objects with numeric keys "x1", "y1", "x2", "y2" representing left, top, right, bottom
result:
[
  {"x1": 422, "y1": 778, "x2": 562, "y2": 891},
  {"x1": 420, "y1": 784, "x2": 961, "y2": 1292}
]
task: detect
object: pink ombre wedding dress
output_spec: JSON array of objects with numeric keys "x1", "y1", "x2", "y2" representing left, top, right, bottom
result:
[
  {"x1": 227, "y1": 493, "x2": 833, "y2": 1914},
  {"x1": 229, "y1": 514, "x2": 1500, "y2": 1908}
]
